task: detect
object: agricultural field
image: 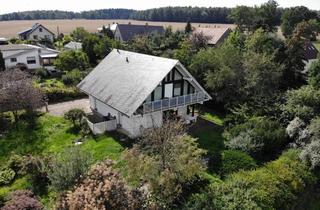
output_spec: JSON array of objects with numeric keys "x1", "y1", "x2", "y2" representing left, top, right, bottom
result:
[{"x1": 0, "y1": 19, "x2": 235, "y2": 38}]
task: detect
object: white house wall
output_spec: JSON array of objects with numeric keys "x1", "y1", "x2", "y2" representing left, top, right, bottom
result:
[
  {"x1": 4, "y1": 49, "x2": 41, "y2": 69},
  {"x1": 90, "y1": 95, "x2": 163, "y2": 137},
  {"x1": 114, "y1": 27, "x2": 123, "y2": 42},
  {"x1": 121, "y1": 111, "x2": 163, "y2": 138},
  {"x1": 27, "y1": 26, "x2": 54, "y2": 42}
]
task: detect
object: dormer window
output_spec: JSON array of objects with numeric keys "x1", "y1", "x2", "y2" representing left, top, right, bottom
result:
[{"x1": 39, "y1": 27, "x2": 43, "y2": 32}]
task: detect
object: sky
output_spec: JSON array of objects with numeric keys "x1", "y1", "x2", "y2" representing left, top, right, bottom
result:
[{"x1": 0, "y1": 0, "x2": 320, "y2": 15}]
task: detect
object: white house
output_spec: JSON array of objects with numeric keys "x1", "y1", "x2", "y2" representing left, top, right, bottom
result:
[
  {"x1": 18, "y1": 23, "x2": 55, "y2": 43},
  {"x1": 0, "y1": 44, "x2": 59, "y2": 70},
  {"x1": 77, "y1": 49, "x2": 211, "y2": 138}
]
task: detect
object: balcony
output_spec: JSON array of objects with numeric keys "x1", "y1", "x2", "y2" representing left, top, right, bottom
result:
[{"x1": 143, "y1": 92, "x2": 208, "y2": 114}]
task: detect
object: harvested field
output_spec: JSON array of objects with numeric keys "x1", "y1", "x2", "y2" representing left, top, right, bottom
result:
[{"x1": 0, "y1": 19, "x2": 235, "y2": 38}]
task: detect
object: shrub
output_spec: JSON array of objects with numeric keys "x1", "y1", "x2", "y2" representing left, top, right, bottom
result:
[
  {"x1": 54, "y1": 50, "x2": 89, "y2": 72},
  {"x1": 0, "y1": 168, "x2": 15, "y2": 186},
  {"x1": 308, "y1": 59, "x2": 320, "y2": 88},
  {"x1": 80, "y1": 118, "x2": 91, "y2": 137},
  {"x1": 184, "y1": 149, "x2": 316, "y2": 210},
  {"x1": 225, "y1": 117, "x2": 286, "y2": 159},
  {"x1": 57, "y1": 160, "x2": 146, "y2": 210},
  {"x1": 44, "y1": 86, "x2": 86, "y2": 103},
  {"x1": 220, "y1": 150, "x2": 257, "y2": 176},
  {"x1": 34, "y1": 68, "x2": 48, "y2": 79},
  {"x1": 283, "y1": 85, "x2": 320, "y2": 122},
  {"x1": 1, "y1": 190, "x2": 43, "y2": 210},
  {"x1": 308, "y1": 117, "x2": 320, "y2": 140},
  {"x1": 7, "y1": 154, "x2": 25, "y2": 175},
  {"x1": 61, "y1": 69, "x2": 82, "y2": 85},
  {"x1": 22, "y1": 155, "x2": 49, "y2": 195},
  {"x1": 286, "y1": 117, "x2": 311, "y2": 147},
  {"x1": 122, "y1": 121, "x2": 206, "y2": 207},
  {"x1": 46, "y1": 147, "x2": 92, "y2": 191},
  {"x1": 64, "y1": 108, "x2": 86, "y2": 127},
  {"x1": 300, "y1": 140, "x2": 320, "y2": 170}
]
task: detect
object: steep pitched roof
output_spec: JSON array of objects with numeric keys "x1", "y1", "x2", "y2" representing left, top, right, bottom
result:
[
  {"x1": 193, "y1": 27, "x2": 231, "y2": 45},
  {"x1": 117, "y1": 24, "x2": 165, "y2": 41},
  {"x1": 77, "y1": 49, "x2": 178, "y2": 116},
  {"x1": 18, "y1": 23, "x2": 54, "y2": 36}
]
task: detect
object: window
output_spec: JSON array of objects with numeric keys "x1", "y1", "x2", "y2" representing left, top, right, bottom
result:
[
  {"x1": 33, "y1": 35, "x2": 38, "y2": 40},
  {"x1": 154, "y1": 86, "x2": 162, "y2": 100},
  {"x1": 173, "y1": 83, "x2": 182, "y2": 96},
  {"x1": 174, "y1": 69, "x2": 182, "y2": 80},
  {"x1": 27, "y1": 56, "x2": 36, "y2": 64},
  {"x1": 39, "y1": 27, "x2": 43, "y2": 32},
  {"x1": 10, "y1": 58, "x2": 17, "y2": 63}
]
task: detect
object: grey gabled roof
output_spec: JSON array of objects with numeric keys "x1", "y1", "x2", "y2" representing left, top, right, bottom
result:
[
  {"x1": 117, "y1": 24, "x2": 165, "y2": 41},
  {"x1": 77, "y1": 49, "x2": 178, "y2": 116},
  {"x1": 64, "y1": 41, "x2": 82, "y2": 50},
  {"x1": 18, "y1": 23, "x2": 54, "y2": 36}
]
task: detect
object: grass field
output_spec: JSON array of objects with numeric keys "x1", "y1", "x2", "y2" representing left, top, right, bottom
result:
[{"x1": 0, "y1": 19, "x2": 235, "y2": 38}]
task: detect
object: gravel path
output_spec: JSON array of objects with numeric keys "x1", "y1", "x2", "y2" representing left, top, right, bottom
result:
[{"x1": 41, "y1": 98, "x2": 91, "y2": 116}]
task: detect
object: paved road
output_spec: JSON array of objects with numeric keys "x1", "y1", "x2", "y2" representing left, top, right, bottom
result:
[{"x1": 41, "y1": 98, "x2": 91, "y2": 116}]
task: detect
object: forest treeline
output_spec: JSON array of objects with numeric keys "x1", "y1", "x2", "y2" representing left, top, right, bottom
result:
[{"x1": 0, "y1": 7, "x2": 287, "y2": 24}]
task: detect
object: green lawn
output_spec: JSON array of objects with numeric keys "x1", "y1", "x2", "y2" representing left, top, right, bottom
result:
[
  {"x1": 189, "y1": 117, "x2": 225, "y2": 174},
  {"x1": 0, "y1": 114, "x2": 124, "y2": 164},
  {"x1": 199, "y1": 109, "x2": 225, "y2": 126},
  {"x1": 0, "y1": 114, "x2": 125, "y2": 200}
]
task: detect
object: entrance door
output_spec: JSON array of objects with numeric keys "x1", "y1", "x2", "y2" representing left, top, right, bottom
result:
[{"x1": 164, "y1": 83, "x2": 173, "y2": 98}]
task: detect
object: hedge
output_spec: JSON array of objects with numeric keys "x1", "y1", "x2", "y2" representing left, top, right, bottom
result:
[{"x1": 43, "y1": 87, "x2": 86, "y2": 103}]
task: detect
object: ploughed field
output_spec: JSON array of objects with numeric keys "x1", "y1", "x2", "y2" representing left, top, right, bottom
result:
[{"x1": 0, "y1": 19, "x2": 235, "y2": 38}]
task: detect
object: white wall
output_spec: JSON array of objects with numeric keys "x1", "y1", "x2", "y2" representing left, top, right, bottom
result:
[
  {"x1": 27, "y1": 26, "x2": 54, "y2": 42},
  {"x1": 5, "y1": 49, "x2": 41, "y2": 69},
  {"x1": 114, "y1": 27, "x2": 123, "y2": 42},
  {"x1": 121, "y1": 111, "x2": 163, "y2": 138},
  {"x1": 89, "y1": 95, "x2": 163, "y2": 138}
]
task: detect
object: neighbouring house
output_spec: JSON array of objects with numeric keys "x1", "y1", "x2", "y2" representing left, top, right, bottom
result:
[
  {"x1": 64, "y1": 41, "x2": 82, "y2": 51},
  {"x1": 0, "y1": 38, "x2": 8, "y2": 45},
  {"x1": 78, "y1": 49, "x2": 211, "y2": 137},
  {"x1": 18, "y1": 23, "x2": 55, "y2": 43},
  {"x1": 97, "y1": 23, "x2": 118, "y2": 34},
  {"x1": 193, "y1": 26, "x2": 231, "y2": 46},
  {"x1": 303, "y1": 42, "x2": 319, "y2": 71},
  {"x1": 113, "y1": 23, "x2": 165, "y2": 42},
  {"x1": 0, "y1": 44, "x2": 59, "y2": 70}
]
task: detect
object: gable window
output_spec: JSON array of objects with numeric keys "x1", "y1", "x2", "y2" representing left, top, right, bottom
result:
[
  {"x1": 173, "y1": 83, "x2": 182, "y2": 97},
  {"x1": 27, "y1": 56, "x2": 36, "y2": 64},
  {"x1": 33, "y1": 35, "x2": 38, "y2": 40},
  {"x1": 10, "y1": 58, "x2": 17, "y2": 63},
  {"x1": 39, "y1": 27, "x2": 43, "y2": 32}
]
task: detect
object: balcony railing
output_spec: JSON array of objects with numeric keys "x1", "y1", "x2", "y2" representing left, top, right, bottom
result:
[{"x1": 143, "y1": 92, "x2": 208, "y2": 114}]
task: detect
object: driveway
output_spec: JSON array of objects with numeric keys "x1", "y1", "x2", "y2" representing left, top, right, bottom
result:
[{"x1": 42, "y1": 98, "x2": 91, "y2": 116}]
